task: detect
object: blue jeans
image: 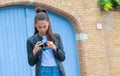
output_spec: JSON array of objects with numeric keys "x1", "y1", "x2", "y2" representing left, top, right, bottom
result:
[{"x1": 39, "y1": 66, "x2": 61, "y2": 76}]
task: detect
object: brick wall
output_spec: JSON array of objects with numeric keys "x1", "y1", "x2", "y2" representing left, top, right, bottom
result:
[{"x1": 0, "y1": 0, "x2": 120, "y2": 76}]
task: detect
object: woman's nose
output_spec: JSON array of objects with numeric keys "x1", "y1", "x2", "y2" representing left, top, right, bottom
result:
[{"x1": 41, "y1": 28, "x2": 45, "y2": 32}]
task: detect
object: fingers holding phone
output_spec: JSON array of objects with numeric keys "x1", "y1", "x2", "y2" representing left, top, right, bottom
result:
[{"x1": 33, "y1": 41, "x2": 42, "y2": 55}]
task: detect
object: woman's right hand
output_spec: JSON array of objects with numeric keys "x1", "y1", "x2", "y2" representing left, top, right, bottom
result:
[{"x1": 33, "y1": 41, "x2": 42, "y2": 55}]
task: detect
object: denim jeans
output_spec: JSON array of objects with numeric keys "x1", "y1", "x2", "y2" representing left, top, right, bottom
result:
[{"x1": 39, "y1": 66, "x2": 61, "y2": 76}]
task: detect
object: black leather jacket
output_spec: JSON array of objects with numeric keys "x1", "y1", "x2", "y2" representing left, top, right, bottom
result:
[{"x1": 26, "y1": 33, "x2": 65, "y2": 76}]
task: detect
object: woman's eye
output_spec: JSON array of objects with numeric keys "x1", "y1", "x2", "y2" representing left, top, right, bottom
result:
[
  {"x1": 38, "y1": 27, "x2": 41, "y2": 28},
  {"x1": 43, "y1": 26, "x2": 46, "y2": 28}
]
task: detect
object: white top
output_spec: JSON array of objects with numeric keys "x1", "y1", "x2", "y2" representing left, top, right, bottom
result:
[{"x1": 41, "y1": 36, "x2": 57, "y2": 66}]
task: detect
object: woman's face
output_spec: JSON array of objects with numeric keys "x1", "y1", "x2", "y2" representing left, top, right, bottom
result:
[{"x1": 35, "y1": 20, "x2": 49, "y2": 35}]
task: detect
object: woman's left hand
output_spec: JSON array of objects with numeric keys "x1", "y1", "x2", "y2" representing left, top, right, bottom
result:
[{"x1": 46, "y1": 41, "x2": 57, "y2": 51}]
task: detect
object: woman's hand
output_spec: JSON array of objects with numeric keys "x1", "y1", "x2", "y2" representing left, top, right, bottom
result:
[
  {"x1": 33, "y1": 41, "x2": 42, "y2": 55},
  {"x1": 46, "y1": 41, "x2": 57, "y2": 51}
]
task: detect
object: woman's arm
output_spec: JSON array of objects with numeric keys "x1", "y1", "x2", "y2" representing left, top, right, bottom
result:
[
  {"x1": 53, "y1": 34, "x2": 65, "y2": 62},
  {"x1": 26, "y1": 39, "x2": 40, "y2": 66}
]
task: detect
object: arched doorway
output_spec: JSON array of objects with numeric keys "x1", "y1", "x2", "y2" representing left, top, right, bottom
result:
[{"x1": 0, "y1": 5, "x2": 80, "y2": 76}]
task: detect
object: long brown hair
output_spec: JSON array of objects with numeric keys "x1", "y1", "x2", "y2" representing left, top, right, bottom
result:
[{"x1": 34, "y1": 6, "x2": 55, "y2": 43}]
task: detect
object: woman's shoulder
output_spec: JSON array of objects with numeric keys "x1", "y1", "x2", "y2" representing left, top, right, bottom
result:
[
  {"x1": 54, "y1": 33, "x2": 60, "y2": 37},
  {"x1": 27, "y1": 34, "x2": 38, "y2": 42},
  {"x1": 54, "y1": 33, "x2": 62, "y2": 40}
]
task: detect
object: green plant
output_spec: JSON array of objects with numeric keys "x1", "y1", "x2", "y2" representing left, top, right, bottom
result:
[
  {"x1": 113, "y1": 0, "x2": 120, "y2": 9},
  {"x1": 115, "y1": 0, "x2": 120, "y2": 5},
  {"x1": 98, "y1": 0, "x2": 113, "y2": 11},
  {"x1": 98, "y1": 0, "x2": 120, "y2": 11}
]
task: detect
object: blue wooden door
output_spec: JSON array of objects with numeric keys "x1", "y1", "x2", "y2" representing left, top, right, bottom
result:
[{"x1": 0, "y1": 5, "x2": 80, "y2": 76}]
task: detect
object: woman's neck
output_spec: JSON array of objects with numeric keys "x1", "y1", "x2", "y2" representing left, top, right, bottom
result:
[{"x1": 38, "y1": 33, "x2": 46, "y2": 36}]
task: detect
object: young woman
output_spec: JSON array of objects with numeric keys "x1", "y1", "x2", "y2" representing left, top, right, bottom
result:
[{"x1": 26, "y1": 6, "x2": 65, "y2": 76}]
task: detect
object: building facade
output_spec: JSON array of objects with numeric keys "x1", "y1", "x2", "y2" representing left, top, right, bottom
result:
[{"x1": 0, "y1": 0, "x2": 120, "y2": 76}]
